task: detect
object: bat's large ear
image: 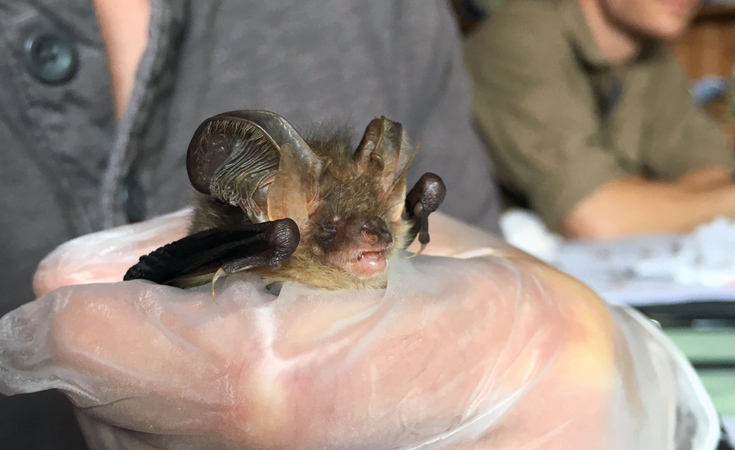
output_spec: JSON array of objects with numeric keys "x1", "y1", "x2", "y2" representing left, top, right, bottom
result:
[
  {"x1": 354, "y1": 117, "x2": 416, "y2": 220},
  {"x1": 186, "y1": 110, "x2": 321, "y2": 225}
]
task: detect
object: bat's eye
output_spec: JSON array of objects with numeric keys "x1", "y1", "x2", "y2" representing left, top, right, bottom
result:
[{"x1": 316, "y1": 225, "x2": 338, "y2": 244}]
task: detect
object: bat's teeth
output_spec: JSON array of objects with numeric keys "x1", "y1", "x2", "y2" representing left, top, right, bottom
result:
[{"x1": 357, "y1": 252, "x2": 364, "y2": 261}]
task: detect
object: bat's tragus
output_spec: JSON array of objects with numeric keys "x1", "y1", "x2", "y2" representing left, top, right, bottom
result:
[{"x1": 124, "y1": 110, "x2": 446, "y2": 292}]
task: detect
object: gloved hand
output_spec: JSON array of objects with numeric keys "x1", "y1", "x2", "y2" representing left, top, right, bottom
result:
[{"x1": 0, "y1": 211, "x2": 718, "y2": 450}]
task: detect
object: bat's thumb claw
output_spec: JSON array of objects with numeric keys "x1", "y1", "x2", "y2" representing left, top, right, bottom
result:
[
  {"x1": 407, "y1": 242, "x2": 427, "y2": 258},
  {"x1": 211, "y1": 267, "x2": 228, "y2": 301}
]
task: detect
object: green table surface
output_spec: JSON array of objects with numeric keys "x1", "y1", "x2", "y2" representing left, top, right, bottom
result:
[{"x1": 664, "y1": 328, "x2": 735, "y2": 416}]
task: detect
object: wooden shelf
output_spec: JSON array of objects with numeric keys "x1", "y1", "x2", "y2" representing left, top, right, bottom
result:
[
  {"x1": 673, "y1": 6, "x2": 735, "y2": 149},
  {"x1": 694, "y1": 4, "x2": 735, "y2": 21},
  {"x1": 673, "y1": 6, "x2": 735, "y2": 80}
]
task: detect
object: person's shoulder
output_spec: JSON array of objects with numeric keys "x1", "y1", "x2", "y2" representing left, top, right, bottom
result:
[
  {"x1": 350, "y1": 0, "x2": 455, "y2": 32},
  {"x1": 496, "y1": 0, "x2": 563, "y2": 19},
  {"x1": 466, "y1": 0, "x2": 567, "y2": 53},
  {"x1": 341, "y1": 0, "x2": 461, "y2": 60},
  {"x1": 465, "y1": 0, "x2": 572, "y2": 73}
]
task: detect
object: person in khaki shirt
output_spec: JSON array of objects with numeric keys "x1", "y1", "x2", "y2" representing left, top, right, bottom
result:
[{"x1": 464, "y1": 0, "x2": 735, "y2": 239}]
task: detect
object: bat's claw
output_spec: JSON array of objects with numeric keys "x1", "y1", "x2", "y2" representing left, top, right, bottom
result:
[
  {"x1": 211, "y1": 267, "x2": 228, "y2": 301},
  {"x1": 407, "y1": 241, "x2": 427, "y2": 258}
]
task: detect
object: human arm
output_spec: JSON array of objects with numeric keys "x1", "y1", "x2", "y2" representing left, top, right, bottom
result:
[{"x1": 565, "y1": 169, "x2": 735, "y2": 238}]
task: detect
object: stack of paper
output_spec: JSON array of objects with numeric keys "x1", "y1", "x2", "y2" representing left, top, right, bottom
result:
[{"x1": 554, "y1": 219, "x2": 735, "y2": 306}]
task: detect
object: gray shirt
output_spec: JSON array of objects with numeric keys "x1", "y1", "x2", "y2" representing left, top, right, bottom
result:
[{"x1": 0, "y1": 0, "x2": 500, "y2": 448}]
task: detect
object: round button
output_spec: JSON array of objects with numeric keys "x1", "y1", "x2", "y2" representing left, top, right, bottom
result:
[
  {"x1": 119, "y1": 176, "x2": 146, "y2": 223},
  {"x1": 23, "y1": 31, "x2": 79, "y2": 85}
]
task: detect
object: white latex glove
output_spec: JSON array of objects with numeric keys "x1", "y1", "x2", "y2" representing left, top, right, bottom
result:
[{"x1": 0, "y1": 211, "x2": 718, "y2": 450}]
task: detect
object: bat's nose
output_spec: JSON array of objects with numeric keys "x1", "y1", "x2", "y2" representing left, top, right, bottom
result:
[{"x1": 358, "y1": 217, "x2": 392, "y2": 246}]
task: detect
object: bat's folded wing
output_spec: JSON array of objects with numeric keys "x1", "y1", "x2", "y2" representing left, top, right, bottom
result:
[{"x1": 123, "y1": 219, "x2": 299, "y2": 287}]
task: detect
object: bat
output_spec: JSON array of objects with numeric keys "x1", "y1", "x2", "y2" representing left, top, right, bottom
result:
[{"x1": 123, "y1": 110, "x2": 446, "y2": 291}]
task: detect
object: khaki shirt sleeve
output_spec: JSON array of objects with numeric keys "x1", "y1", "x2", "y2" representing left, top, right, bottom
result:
[
  {"x1": 644, "y1": 50, "x2": 735, "y2": 179},
  {"x1": 463, "y1": 2, "x2": 631, "y2": 232}
]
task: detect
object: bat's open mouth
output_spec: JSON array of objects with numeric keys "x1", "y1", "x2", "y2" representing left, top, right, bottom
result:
[{"x1": 351, "y1": 249, "x2": 388, "y2": 278}]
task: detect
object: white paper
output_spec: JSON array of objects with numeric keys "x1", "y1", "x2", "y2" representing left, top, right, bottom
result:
[
  {"x1": 554, "y1": 222, "x2": 735, "y2": 306},
  {"x1": 725, "y1": 417, "x2": 735, "y2": 446}
]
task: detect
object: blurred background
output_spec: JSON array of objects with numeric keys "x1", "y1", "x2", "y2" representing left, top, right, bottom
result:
[{"x1": 449, "y1": 0, "x2": 735, "y2": 435}]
